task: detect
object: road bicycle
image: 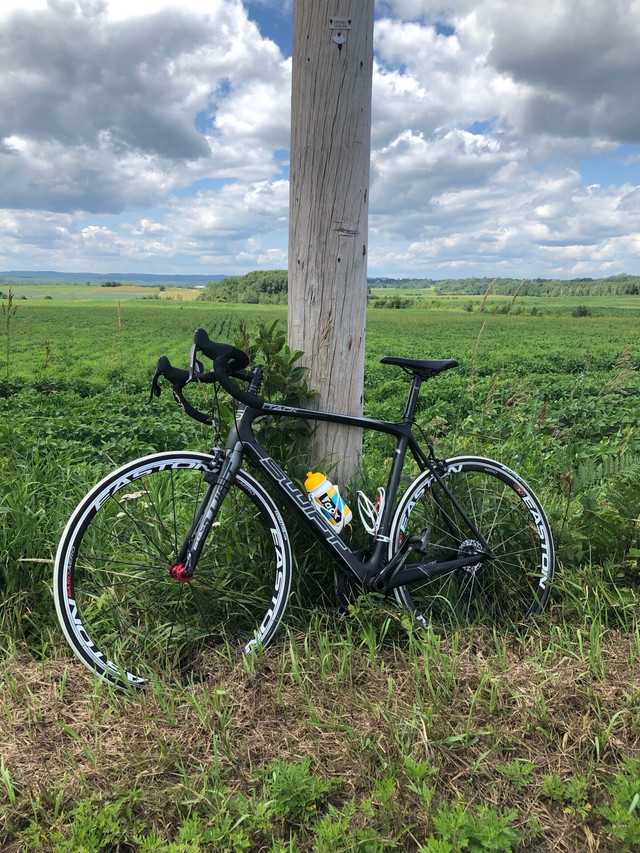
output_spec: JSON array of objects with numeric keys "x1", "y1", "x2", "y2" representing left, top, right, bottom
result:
[{"x1": 53, "y1": 328, "x2": 554, "y2": 688}]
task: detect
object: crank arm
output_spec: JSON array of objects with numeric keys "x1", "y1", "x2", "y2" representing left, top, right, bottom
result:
[{"x1": 368, "y1": 528, "x2": 431, "y2": 593}]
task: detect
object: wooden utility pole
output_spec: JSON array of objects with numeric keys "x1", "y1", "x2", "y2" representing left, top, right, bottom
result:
[{"x1": 288, "y1": 0, "x2": 374, "y2": 484}]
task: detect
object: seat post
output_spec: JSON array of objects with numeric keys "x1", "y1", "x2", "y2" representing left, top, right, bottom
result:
[{"x1": 402, "y1": 372, "x2": 424, "y2": 423}]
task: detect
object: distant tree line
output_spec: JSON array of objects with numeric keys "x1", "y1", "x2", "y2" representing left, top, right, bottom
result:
[
  {"x1": 371, "y1": 273, "x2": 640, "y2": 297},
  {"x1": 197, "y1": 270, "x2": 288, "y2": 304},
  {"x1": 368, "y1": 277, "x2": 434, "y2": 289},
  {"x1": 197, "y1": 271, "x2": 640, "y2": 304}
]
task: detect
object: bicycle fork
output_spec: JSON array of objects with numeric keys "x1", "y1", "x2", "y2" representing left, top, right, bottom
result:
[{"x1": 169, "y1": 442, "x2": 244, "y2": 582}]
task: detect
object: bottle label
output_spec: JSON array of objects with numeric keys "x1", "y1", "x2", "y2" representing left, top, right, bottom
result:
[
  {"x1": 318, "y1": 487, "x2": 344, "y2": 524},
  {"x1": 313, "y1": 485, "x2": 351, "y2": 530}
]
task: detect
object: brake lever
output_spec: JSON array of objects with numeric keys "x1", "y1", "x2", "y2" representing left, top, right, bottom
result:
[
  {"x1": 148, "y1": 355, "x2": 169, "y2": 402},
  {"x1": 188, "y1": 341, "x2": 205, "y2": 382}
]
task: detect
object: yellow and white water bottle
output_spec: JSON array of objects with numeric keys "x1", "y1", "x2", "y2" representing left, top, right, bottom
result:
[{"x1": 304, "y1": 471, "x2": 352, "y2": 533}]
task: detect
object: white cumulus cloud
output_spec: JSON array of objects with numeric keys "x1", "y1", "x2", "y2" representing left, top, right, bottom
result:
[{"x1": 1, "y1": 0, "x2": 640, "y2": 276}]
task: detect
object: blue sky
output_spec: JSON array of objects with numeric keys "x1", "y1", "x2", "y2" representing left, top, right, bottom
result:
[
  {"x1": 2, "y1": 0, "x2": 640, "y2": 279},
  {"x1": 245, "y1": 1, "x2": 293, "y2": 54}
]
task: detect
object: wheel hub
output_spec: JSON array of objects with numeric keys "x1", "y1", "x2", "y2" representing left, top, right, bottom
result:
[{"x1": 169, "y1": 562, "x2": 193, "y2": 583}]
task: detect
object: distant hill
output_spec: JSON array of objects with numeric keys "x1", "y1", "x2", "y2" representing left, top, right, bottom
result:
[{"x1": 0, "y1": 271, "x2": 229, "y2": 286}]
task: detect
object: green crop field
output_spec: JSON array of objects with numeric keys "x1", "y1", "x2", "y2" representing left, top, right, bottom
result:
[{"x1": 2, "y1": 288, "x2": 640, "y2": 851}]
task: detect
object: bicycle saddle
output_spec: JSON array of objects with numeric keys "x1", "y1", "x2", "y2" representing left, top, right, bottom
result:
[{"x1": 380, "y1": 355, "x2": 458, "y2": 379}]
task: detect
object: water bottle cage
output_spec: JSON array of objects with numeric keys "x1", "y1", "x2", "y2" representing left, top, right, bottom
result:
[{"x1": 357, "y1": 488, "x2": 386, "y2": 536}]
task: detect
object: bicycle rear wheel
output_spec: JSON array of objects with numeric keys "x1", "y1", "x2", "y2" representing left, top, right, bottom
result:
[
  {"x1": 54, "y1": 451, "x2": 292, "y2": 688},
  {"x1": 389, "y1": 456, "x2": 554, "y2": 627}
]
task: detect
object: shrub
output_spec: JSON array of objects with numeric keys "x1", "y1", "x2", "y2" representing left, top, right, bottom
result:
[{"x1": 572, "y1": 305, "x2": 592, "y2": 317}]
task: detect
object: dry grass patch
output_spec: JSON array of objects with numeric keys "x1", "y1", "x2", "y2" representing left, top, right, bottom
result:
[{"x1": 1, "y1": 615, "x2": 639, "y2": 851}]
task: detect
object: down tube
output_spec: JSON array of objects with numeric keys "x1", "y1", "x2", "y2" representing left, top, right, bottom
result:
[{"x1": 243, "y1": 441, "x2": 368, "y2": 583}]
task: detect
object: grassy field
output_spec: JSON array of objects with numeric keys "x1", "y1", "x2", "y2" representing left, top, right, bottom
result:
[
  {"x1": 369, "y1": 288, "x2": 640, "y2": 318},
  {"x1": 1, "y1": 289, "x2": 640, "y2": 851}
]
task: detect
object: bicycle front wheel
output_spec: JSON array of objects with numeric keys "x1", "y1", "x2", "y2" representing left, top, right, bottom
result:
[
  {"x1": 54, "y1": 451, "x2": 292, "y2": 688},
  {"x1": 389, "y1": 456, "x2": 554, "y2": 627}
]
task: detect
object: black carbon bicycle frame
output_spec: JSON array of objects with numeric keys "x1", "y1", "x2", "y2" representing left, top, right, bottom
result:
[{"x1": 181, "y1": 373, "x2": 492, "y2": 593}]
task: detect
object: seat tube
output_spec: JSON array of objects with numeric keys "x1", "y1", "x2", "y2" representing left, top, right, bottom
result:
[
  {"x1": 367, "y1": 428, "x2": 412, "y2": 568},
  {"x1": 369, "y1": 374, "x2": 423, "y2": 562}
]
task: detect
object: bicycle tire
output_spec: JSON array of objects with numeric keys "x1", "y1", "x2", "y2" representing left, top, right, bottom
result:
[
  {"x1": 389, "y1": 456, "x2": 554, "y2": 627},
  {"x1": 54, "y1": 451, "x2": 292, "y2": 688}
]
